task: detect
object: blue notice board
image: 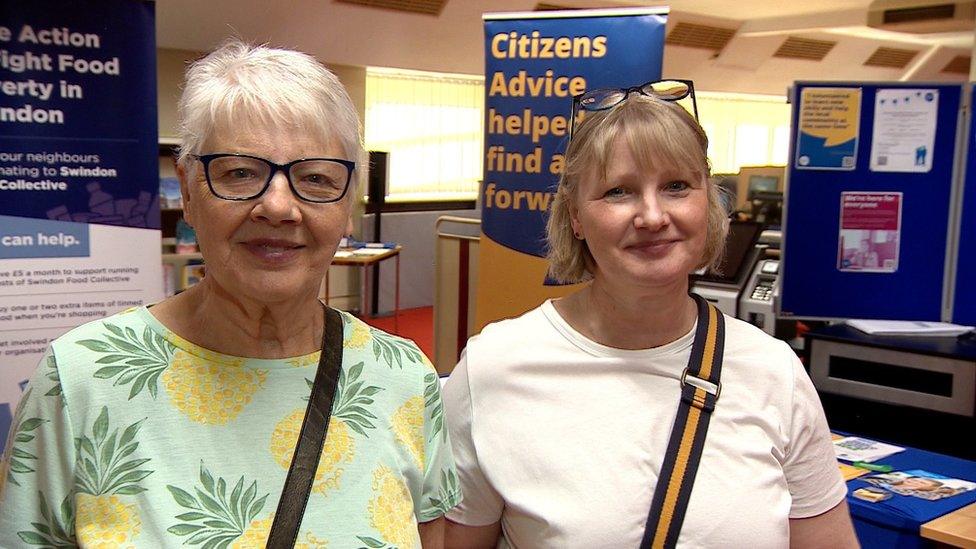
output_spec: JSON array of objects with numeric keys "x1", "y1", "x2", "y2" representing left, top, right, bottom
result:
[
  {"x1": 952, "y1": 84, "x2": 976, "y2": 326},
  {"x1": 781, "y1": 82, "x2": 963, "y2": 320}
]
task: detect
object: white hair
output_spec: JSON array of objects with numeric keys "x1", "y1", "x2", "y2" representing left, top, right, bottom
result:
[{"x1": 177, "y1": 39, "x2": 364, "y2": 190}]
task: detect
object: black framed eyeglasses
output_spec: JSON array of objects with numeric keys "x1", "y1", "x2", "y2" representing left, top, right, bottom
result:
[
  {"x1": 570, "y1": 79, "x2": 698, "y2": 137},
  {"x1": 193, "y1": 153, "x2": 356, "y2": 203}
]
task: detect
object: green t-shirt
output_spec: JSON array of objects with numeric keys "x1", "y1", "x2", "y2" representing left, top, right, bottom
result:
[{"x1": 0, "y1": 306, "x2": 461, "y2": 548}]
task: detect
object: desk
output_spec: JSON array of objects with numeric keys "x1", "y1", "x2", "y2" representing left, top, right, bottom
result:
[
  {"x1": 805, "y1": 325, "x2": 976, "y2": 460},
  {"x1": 327, "y1": 246, "x2": 401, "y2": 331},
  {"x1": 922, "y1": 502, "x2": 976, "y2": 548}
]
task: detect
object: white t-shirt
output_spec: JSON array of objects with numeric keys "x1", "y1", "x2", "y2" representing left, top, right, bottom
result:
[{"x1": 443, "y1": 299, "x2": 846, "y2": 548}]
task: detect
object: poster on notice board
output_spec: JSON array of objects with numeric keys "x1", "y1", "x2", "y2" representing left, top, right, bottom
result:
[
  {"x1": 870, "y1": 88, "x2": 938, "y2": 173},
  {"x1": 0, "y1": 0, "x2": 160, "y2": 452},
  {"x1": 795, "y1": 87, "x2": 861, "y2": 171},
  {"x1": 837, "y1": 191, "x2": 902, "y2": 273}
]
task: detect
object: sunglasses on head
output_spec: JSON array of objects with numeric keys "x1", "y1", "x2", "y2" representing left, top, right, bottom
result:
[{"x1": 570, "y1": 79, "x2": 698, "y2": 138}]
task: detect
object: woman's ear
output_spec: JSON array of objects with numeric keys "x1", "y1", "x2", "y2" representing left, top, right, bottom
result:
[
  {"x1": 177, "y1": 163, "x2": 194, "y2": 227},
  {"x1": 569, "y1": 200, "x2": 584, "y2": 240}
]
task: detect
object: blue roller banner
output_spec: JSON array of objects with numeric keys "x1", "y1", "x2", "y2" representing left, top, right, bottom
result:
[
  {"x1": 0, "y1": 0, "x2": 159, "y2": 228},
  {"x1": 477, "y1": 8, "x2": 667, "y2": 327},
  {"x1": 0, "y1": 0, "x2": 159, "y2": 454}
]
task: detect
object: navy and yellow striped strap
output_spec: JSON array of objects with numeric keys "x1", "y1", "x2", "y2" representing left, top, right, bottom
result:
[{"x1": 640, "y1": 293, "x2": 725, "y2": 549}]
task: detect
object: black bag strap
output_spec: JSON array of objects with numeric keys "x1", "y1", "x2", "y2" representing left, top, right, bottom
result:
[
  {"x1": 640, "y1": 293, "x2": 725, "y2": 549},
  {"x1": 267, "y1": 306, "x2": 344, "y2": 548}
]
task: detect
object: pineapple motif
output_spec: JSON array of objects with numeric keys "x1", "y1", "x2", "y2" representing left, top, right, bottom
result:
[
  {"x1": 271, "y1": 412, "x2": 354, "y2": 494},
  {"x1": 370, "y1": 329, "x2": 423, "y2": 369},
  {"x1": 423, "y1": 372, "x2": 447, "y2": 443},
  {"x1": 162, "y1": 350, "x2": 267, "y2": 424},
  {"x1": 346, "y1": 317, "x2": 372, "y2": 350},
  {"x1": 73, "y1": 407, "x2": 153, "y2": 548},
  {"x1": 79, "y1": 322, "x2": 268, "y2": 424},
  {"x1": 231, "y1": 513, "x2": 274, "y2": 548},
  {"x1": 166, "y1": 463, "x2": 270, "y2": 547},
  {"x1": 360, "y1": 465, "x2": 417, "y2": 549},
  {"x1": 271, "y1": 361, "x2": 382, "y2": 494},
  {"x1": 427, "y1": 467, "x2": 462, "y2": 516},
  {"x1": 392, "y1": 397, "x2": 425, "y2": 469},
  {"x1": 227, "y1": 514, "x2": 329, "y2": 548},
  {"x1": 79, "y1": 323, "x2": 174, "y2": 400},
  {"x1": 44, "y1": 354, "x2": 64, "y2": 399},
  {"x1": 2, "y1": 388, "x2": 45, "y2": 489},
  {"x1": 16, "y1": 492, "x2": 76, "y2": 547},
  {"x1": 286, "y1": 352, "x2": 320, "y2": 368}
]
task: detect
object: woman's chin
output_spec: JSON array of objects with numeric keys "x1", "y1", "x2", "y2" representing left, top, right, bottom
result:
[{"x1": 202, "y1": 276, "x2": 320, "y2": 305}]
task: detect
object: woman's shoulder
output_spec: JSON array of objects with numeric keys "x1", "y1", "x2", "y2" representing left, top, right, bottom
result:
[
  {"x1": 720, "y1": 314, "x2": 801, "y2": 380},
  {"x1": 50, "y1": 305, "x2": 151, "y2": 353},
  {"x1": 469, "y1": 302, "x2": 552, "y2": 346},
  {"x1": 338, "y1": 311, "x2": 436, "y2": 380}
]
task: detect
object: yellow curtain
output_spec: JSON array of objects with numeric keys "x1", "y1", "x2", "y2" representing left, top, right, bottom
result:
[{"x1": 365, "y1": 68, "x2": 484, "y2": 200}]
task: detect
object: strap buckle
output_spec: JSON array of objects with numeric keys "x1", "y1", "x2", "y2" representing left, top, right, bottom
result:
[{"x1": 680, "y1": 368, "x2": 721, "y2": 407}]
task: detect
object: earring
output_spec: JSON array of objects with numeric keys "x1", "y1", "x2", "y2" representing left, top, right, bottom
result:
[{"x1": 574, "y1": 231, "x2": 584, "y2": 240}]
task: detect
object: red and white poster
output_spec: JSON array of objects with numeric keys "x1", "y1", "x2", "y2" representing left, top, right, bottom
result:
[{"x1": 838, "y1": 191, "x2": 902, "y2": 273}]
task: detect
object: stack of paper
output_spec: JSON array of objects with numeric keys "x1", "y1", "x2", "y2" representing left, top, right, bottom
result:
[
  {"x1": 846, "y1": 319, "x2": 974, "y2": 337},
  {"x1": 834, "y1": 436, "x2": 905, "y2": 463}
]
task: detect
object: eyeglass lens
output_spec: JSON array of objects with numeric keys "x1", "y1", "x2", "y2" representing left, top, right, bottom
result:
[
  {"x1": 578, "y1": 80, "x2": 691, "y2": 112},
  {"x1": 641, "y1": 80, "x2": 690, "y2": 101},
  {"x1": 207, "y1": 156, "x2": 349, "y2": 201}
]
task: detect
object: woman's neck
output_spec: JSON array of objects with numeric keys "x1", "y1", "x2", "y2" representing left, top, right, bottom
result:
[
  {"x1": 151, "y1": 277, "x2": 325, "y2": 359},
  {"x1": 555, "y1": 277, "x2": 697, "y2": 350}
]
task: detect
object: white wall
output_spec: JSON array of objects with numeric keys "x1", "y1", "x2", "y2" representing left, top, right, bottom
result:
[{"x1": 361, "y1": 209, "x2": 480, "y2": 313}]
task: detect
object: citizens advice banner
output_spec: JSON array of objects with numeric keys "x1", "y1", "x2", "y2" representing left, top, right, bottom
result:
[
  {"x1": 477, "y1": 8, "x2": 667, "y2": 328},
  {"x1": 0, "y1": 0, "x2": 161, "y2": 452}
]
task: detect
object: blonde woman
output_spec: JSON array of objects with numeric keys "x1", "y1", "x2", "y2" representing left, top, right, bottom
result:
[{"x1": 443, "y1": 85, "x2": 858, "y2": 548}]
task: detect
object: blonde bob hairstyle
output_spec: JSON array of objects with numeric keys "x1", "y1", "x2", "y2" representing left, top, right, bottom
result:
[
  {"x1": 545, "y1": 95, "x2": 730, "y2": 283},
  {"x1": 176, "y1": 39, "x2": 364, "y2": 191}
]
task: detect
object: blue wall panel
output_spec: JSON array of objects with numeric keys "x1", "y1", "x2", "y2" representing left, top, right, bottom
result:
[
  {"x1": 952, "y1": 84, "x2": 976, "y2": 326},
  {"x1": 781, "y1": 82, "x2": 962, "y2": 320}
]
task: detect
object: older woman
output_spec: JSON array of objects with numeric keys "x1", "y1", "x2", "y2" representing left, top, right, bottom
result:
[
  {"x1": 0, "y1": 41, "x2": 459, "y2": 548},
  {"x1": 443, "y1": 86, "x2": 858, "y2": 548}
]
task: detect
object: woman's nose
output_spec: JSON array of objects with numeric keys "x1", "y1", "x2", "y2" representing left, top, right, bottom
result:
[
  {"x1": 634, "y1": 193, "x2": 669, "y2": 230},
  {"x1": 251, "y1": 171, "x2": 302, "y2": 225}
]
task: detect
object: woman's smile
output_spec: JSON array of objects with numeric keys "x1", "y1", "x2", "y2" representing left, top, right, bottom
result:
[
  {"x1": 624, "y1": 238, "x2": 679, "y2": 258},
  {"x1": 240, "y1": 237, "x2": 306, "y2": 263}
]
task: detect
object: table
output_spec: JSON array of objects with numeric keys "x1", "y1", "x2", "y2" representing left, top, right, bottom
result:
[
  {"x1": 922, "y1": 502, "x2": 976, "y2": 548},
  {"x1": 326, "y1": 246, "x2": 401, "y2": 331},
  {"x1": 840, "y1": 438, "x2": 976, "y2": 548}
]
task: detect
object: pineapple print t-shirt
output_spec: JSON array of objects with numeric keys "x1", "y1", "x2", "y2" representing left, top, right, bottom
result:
[{"x1": 0, "y1": 306, "x2": 461, "y2": 548}]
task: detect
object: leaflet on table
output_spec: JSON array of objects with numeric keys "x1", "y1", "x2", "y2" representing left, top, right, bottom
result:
[
  {"x1": 846, "y1": 319, "x2": 974, "y2": 336},
  {"x1": 349, "y1": 248, "x2": 394, "y2": 256},
  {"x1": 839, "y1": 463, "x2": 871, "y2": 481},
  {"x1": 865, "y1": 470, "x2": 976, "y2": 500},
  {"x1": 334, "y1": 247, "x2": 394, "y2": 258},
  {"x1": 870, "y1": 89, "x2": 938, "y2": 173},
  {"x1": 339, "y1": 238, "x2": 397, "y2": 249},
  {"x1": 837, "y1": 192, "x2": 902, "y2": 273},
  {"x1": 834, "y1": 436, "x2": 905, "y2": 463}
]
